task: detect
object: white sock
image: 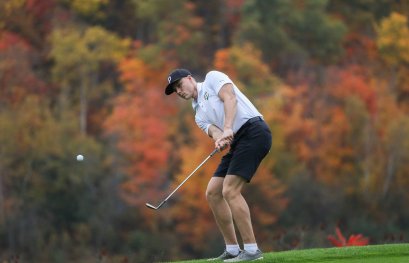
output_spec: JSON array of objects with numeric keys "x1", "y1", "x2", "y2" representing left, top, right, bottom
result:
[
  {"x1": 244, "y1": 243, "x2": 258, "y2": 253},
  {"x1": 226, "y1": 244, "x2": 240, "y2": 256}
]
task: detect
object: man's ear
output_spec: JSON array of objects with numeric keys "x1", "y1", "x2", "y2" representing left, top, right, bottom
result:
[{"x1": 188, "y1": 75, "x2": 195, "y2": 83}]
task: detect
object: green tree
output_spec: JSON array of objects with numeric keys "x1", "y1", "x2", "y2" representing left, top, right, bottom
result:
[
  {"x1": 0, "y1": 96, "x2": 112, "y2": 259},
  {"x1": 50, "y1": 25, "x2": 129, "y2": 135},
  {"x1": 236, "y1": 0, "x2": 347, "y2": 71},
  {"x1": 327, "y1": 0, "x2": 408, "y2": 35}
]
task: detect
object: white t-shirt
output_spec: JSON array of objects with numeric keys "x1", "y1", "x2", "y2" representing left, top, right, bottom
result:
[{"x1": 192, "y1": 71, "x2": 262, "y2": 135}]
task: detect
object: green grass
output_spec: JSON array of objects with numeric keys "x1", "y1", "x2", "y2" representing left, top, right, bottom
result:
[{"x1": 170, "y1": 243, "x2": 409, "y2": 263}]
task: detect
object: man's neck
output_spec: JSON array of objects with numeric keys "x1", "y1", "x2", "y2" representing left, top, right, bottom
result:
[{"x1": 193, "y1": 83, "x2": 199, "y2": 101}]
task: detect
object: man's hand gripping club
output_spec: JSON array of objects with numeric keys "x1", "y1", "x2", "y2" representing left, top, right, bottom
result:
[{"x1": 215, "y1": 127, "x2": 233, "y2": 151}]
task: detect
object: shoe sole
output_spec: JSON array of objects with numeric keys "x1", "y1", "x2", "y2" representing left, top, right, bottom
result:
[{"x1": 224, "y1": 256, "x2": 264, "y2": 262}]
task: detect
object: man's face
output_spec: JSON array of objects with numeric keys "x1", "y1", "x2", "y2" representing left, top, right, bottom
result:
[{"x1": 174, "y1": 76, "x2": 196, "y2": 100}]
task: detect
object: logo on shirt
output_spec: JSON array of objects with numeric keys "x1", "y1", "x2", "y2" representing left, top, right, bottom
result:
[{"x1": 204, "y1": 91, "x2": 209, "y2": 100}]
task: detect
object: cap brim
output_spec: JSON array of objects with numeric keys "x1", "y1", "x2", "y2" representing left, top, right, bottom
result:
[{"x1": 165, "y1": 83, "x2": 175, "y2": 95}]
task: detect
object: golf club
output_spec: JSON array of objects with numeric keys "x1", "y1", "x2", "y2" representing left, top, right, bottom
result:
[{"x1": 146, "y1": 148, "x2": 219, "y2": 210}]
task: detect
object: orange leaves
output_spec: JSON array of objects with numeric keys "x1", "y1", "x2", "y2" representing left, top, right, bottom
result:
[
  {"x1": 104, "y1": 54, "x2": 176, "y2": 208},
  {"x1": 169, "y1": 118, "x2": 219, "y2": 251},
  {"x1": 274, "y1": 85, "x2": 316, "y2": 162},
  {"x1": 213, "y1": 44, "x2": 278, "y2": 96},
  {"x1": 328, "y1": 66, "x2": 377, "y2": 115},
  {"x1": 118, "y1": 57, "x2": 171, "y2": 94},
  {"x1": 214, "y1": 44, "x2": 270, "y2": 82},
  {"x1": 118, "y1": 59, "x2": 146, "y2": 88},
  {"x1": 247, "y1": 165, "x2": 288, "y2": 227},
  {"x1": 274, "y1": 69, "x2": 373, "y2": 186},
  {"x1": 213, "y1": 49, "x2": 237, "y2": 80},
  {"x1": 327, "y1": 227, "x2": 369, "y2": 247}
]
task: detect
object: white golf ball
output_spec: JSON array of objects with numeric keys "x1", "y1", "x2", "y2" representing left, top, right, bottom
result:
[{"x1": 76, "y1": 154, "x2": 84, "y2": 161}]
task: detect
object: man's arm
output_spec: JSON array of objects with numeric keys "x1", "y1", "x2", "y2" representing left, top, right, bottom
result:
[
  {"x1": 208, "y1": 124, "x2": 223, "y2": 141},
  {"x1": 216, "y1": 83, "x2": 237, "y2": 150}
]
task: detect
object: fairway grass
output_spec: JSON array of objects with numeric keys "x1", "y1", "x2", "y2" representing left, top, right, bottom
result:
[{"x1": 171, "y1": 243, "x2": 409, "y2": 263}]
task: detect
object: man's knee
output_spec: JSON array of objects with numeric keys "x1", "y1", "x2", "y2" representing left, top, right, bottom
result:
[
  {"x1": 222, "y1": 175, "x2": 245, "y2": 201},
  {"x1": 222, "y1": 186, "x2": 239, "y2": 202},
  {"x1": 206, "y1": 177, "x2": 224, "y2": 203},
  {"x1": 206, "y1": 187, "x2": 223, "y2": 203}
]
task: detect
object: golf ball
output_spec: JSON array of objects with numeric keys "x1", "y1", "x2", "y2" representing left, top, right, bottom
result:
[{"x1": 76, "y1": 154, "x2": 84, "y2": 161}]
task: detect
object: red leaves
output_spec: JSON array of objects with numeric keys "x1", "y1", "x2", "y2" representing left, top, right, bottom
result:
[
  {"x1": 328, "y1": 66, "x2": 377, "y2": 115},
  {"x1": 347, "y1": 234, "x2": 370, "y2": 246},
  {"x1": 0, "y1": 31, "x2": 30, "y2": 51},
  {"x1": 327, "y1": 227, "x2": 369, "y2": 247},
  {"x1": 0, "y1": 31, "x2": 48, "y2": 105},
  {"x1": 104, "y1": 56, "x2": 177, "y2": 209}
]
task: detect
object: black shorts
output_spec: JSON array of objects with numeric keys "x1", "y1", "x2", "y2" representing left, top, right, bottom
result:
[{"x1": 213, "y1": 116, "x2": 272, "y2": 182}]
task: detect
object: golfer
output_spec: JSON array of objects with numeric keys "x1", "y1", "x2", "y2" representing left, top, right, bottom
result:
[{"x1": 165, "y1": 69, "x2": 272, "y2": 262}]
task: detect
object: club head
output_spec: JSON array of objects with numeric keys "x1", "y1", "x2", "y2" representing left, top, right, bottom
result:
[{"x1": 146, "y1": 203, "x2": 158, "y2": 210}]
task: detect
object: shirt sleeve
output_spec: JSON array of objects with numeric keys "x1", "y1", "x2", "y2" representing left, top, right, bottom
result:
[
  {"x1": 206, "y1": 71, "x2": 233, "y2": 95},
  {"x1": 195, "y1": 114, "x2": 212, "y2": 135}
]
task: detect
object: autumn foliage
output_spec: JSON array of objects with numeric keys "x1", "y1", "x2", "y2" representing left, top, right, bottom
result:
[
  {"x1": 1, "y1": 0, "x2": 409, "y2": 262},
  {"x1": 104, "y1": 56, "x2": 176, "y2": 210},
  {"x1": 328, "y1": 227, "x2": 369, "y2": 247}
]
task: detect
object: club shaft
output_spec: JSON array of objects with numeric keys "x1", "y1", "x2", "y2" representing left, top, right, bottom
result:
[{"x1": 162, "y1": 149, "x2": 218, "y2": 203}]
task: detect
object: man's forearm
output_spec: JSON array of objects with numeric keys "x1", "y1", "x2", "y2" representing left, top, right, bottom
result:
[
  {"x1": 223, "y1": 95, "x2": 237, "y2": 130},
  {"x1": 219, "y1": 83, "x2": 237, "y2": 130},
  {"x1": 208, "y1": 125, "x2": 223, "y2": 141}
]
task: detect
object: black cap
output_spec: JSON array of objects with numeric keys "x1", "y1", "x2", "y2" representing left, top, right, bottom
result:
[{"x1": 165, "y1": 69, "x2": 191, "y2": 95}]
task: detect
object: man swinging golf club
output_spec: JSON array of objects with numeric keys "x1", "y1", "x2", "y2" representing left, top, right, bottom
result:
[{"x1": 165, "y1": 69, "x2": 272, "y2": 262}]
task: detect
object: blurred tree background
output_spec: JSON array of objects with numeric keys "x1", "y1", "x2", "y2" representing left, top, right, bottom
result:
[{"x1": 1, "y1": 0, "x2": 409, "y2": 262}]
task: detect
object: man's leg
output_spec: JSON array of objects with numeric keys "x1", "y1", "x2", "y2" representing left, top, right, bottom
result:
[
  {"x1": 222, "y1": 175, "x2": 256, "y2": 244},
  {"x1": 206, "y1": 177, "x2": 238, "y2": 245}
]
